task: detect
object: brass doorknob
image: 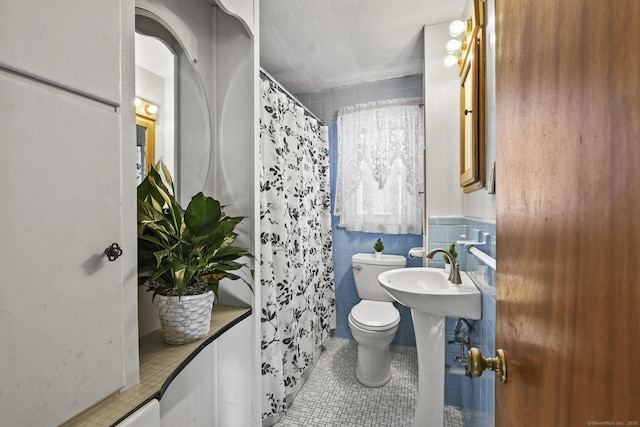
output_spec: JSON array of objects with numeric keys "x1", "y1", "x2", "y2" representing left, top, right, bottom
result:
[{"x1": 467, "y1": 347, "x2": 507, "y2": 383}]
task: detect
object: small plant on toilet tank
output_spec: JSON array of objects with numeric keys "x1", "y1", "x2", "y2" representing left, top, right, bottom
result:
[{"x1": 373, "y1": 237, "x2": 384, "y2": 257}]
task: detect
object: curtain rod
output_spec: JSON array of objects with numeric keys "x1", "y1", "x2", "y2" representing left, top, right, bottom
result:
[
  {"x1": 259, "y1": 67, "x2": 325, "y2": 126},
  {"x1": 337, "y1": 97, "x2": 423, "y2": 116}
]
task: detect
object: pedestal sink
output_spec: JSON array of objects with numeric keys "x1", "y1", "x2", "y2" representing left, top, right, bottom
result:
[{"x1": 378, "y1": 268, "x2": 481, "y2": 427}]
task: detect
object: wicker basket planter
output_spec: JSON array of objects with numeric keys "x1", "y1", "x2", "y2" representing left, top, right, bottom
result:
[{"x1": 155, "y1": 291, "x2": 215, "y2": 345}]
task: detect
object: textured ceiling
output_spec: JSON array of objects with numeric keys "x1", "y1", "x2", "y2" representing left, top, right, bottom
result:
[{"x1": 260, "y1": 0, "x2": 467, "y2": 94}]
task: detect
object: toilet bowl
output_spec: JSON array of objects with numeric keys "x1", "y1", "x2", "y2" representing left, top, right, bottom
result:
[
  {"x1": 349, "y1": 300, "x2": 400, "y2": 386},
  {"x1": 348, "y1": 253, "x2": 406, "y2": 387}
]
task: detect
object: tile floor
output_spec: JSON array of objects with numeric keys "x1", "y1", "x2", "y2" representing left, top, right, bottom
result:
[{"x1": 277, "y1": 337, "x2": 464, "y2": 427}]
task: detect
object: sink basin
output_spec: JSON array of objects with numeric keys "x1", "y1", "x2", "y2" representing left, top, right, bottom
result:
[
  {"x1": 378, "y1": 267, "x2": 482, "y2": 426},
  {"x1": 378, "y1": 267, "x2": 481, "y2": 319}
]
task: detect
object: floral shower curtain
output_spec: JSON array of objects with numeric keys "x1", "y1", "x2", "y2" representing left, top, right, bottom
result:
[{"x1": 259, "y1": 79, "x2": 335, "y2": 422}]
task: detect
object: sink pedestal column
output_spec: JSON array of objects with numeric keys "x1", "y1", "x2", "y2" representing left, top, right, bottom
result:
[{"x1": 411, "y1": 310, "x2": 445, "y2": 427}]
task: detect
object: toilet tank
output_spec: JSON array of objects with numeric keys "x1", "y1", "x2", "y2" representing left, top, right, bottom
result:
[{"x1": 352, "y1": 253, "x2": 407, "y2": 301}]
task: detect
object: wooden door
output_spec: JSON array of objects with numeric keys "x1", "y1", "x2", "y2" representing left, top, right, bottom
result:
[
  {"x1": 496, "y1": 0, "x2": 640, "y2": 425},
  {"x1": 0, "y1": 1, "x2": 129, "y2": 425}
]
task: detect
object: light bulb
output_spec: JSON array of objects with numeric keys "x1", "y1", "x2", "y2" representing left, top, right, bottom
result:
[
  {"x1": 145, "y1": 104, "x2": 159, "y2": 115},
  {"x1": 444, "y1": 55, "x2": 458, "y2": 68},
  {"x1": 446, "y1": 39, "x2": 462, "y2": 54},
  {"x1": 449, "y1": 20, "x2": 465, "y2": 37}
]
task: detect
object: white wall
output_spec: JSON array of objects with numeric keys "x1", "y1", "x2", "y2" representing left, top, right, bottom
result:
[
  {"x1": 460, "y1": 0, "x2": 496, "y2": 221},
  {"x1": 423, "y1": 22, "x2": 463, "y2": 218},
  {"x1": 423, "y1": 0, "x2": 497, "y2": 222},
  {"x1": 213, "y1": 0, "x2": 256, "y2": 36},
  {"x1": 210, "y1": 7, "x2": 256, "y2": 307}
]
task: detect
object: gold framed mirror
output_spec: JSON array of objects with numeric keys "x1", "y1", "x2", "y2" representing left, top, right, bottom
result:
[
  {"x1": 458, "y1": 0, "x2": 486, "y2": 193},
  {"x1": 135, "y1": 98, "x2": 157, "y2": 183}
]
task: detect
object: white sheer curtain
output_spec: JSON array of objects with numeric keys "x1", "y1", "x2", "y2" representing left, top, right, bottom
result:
[
  {"x1": 259, "y1": 80, "x2": 335, "y2": 423},
  {"x1": 335, "y1": 98, "x2": 424, "y2": 234}
]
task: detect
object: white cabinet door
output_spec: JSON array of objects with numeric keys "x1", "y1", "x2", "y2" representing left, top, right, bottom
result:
[
  {"x1": 0, "y1": 0, "x2": 121, "y2": 105},
  {"x1": 0, "y1": 68, "x2": 125, "y2": 425}
]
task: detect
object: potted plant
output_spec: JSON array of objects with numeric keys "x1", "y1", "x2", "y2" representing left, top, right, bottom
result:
[
  {"x1": 137, "y1": 162, "x2": 252, "y2": 345},
  {"x1": 373, "y1": 237, "x2": 384, "y2": 258},
  {"x1": 443, "y1": 243, "x2": 458, "y2": 274}
]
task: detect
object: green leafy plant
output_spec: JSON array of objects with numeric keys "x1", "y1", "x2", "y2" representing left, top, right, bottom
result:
[
  {"x1": 373, "y1": 237, "x2": 384, "y2": 253},
  {"x1": 443, "y1": 243, "x2": 458, "y2": 264},
  {"x1": 137, "y1": 162, "x2": 252, "y2": 298}
]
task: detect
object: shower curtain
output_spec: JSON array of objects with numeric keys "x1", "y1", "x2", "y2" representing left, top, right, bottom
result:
[{"x1": 259, "y1": 80, "x2": 335, "y2": 422}]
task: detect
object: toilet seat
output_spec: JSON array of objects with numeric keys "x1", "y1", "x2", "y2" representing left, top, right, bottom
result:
[{"x1": 350, "y1": 300, "x2": 400, "y2": 331}]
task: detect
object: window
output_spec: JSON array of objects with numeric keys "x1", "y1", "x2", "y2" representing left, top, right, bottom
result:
[{"x1": 335, "y1": 99, "x2": 424, "y2": 234}]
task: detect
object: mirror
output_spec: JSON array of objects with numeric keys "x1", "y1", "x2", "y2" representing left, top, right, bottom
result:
[
  {"x1": 458, "y1": 0, "x2": 486, "y2": 193},
  {"x1": 134, "y1": 9, "x2": 212, "y2": 205},
  {"x1": 134, "y1": 9, "x2": 214, "y2": 337},
  {"x1": 135, "y1": 98, "x2": 157, "y2": 184}
]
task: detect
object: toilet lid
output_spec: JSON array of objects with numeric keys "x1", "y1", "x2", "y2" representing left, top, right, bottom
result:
[{"x1": 350, "y1": 300, "x2": 400, "y2": 331}]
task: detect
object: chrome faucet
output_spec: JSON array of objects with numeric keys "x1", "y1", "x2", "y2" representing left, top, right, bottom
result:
[{"x1": 426, "y1": 248, "x2": 462, "y2": 284}]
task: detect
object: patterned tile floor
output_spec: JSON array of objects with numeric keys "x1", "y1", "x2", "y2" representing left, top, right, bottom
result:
[{"x1": 277, "y1": 337, "x2": 464, "y2": 427}]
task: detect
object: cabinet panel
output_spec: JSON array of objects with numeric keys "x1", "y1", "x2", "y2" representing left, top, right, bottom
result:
[
  {"x1": 0, "y1": 69, "x2": 124, "y2": 426},
  {"x1": 216, "y1": 316, "x2": 254, "y2": 426},
  {"x1": 159, "y1": 344, "x2": 216, "y2": 426},
  {"x1": 156, "y1": 315, "x2": 254, "y2": 426},
  {"x1": 117, "y1": 400, "x2": 160, "y2": 427},
  {"x1": 0, "y1": 0, "x2": 120, "y2": 104}
]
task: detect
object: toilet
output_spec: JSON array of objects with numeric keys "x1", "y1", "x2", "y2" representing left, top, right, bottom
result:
[{"x1": 348, "y1": 253, "x2": 407, "y2": 387}]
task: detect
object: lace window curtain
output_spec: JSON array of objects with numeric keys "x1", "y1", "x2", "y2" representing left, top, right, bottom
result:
[{"x1": 335, "y1": 98, "x2": 424, "y2": 234}]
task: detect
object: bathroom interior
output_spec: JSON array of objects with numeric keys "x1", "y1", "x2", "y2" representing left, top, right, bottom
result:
[
  {"x1": 1, "y1": 0, "x2": 636, "y2": 426},
  {"x1": 134, "y1": 0, "x2": 497, "y2": 425}
]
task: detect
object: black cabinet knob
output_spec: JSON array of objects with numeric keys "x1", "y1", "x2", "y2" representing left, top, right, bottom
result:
[{"x1": 104, "y1": 243, "x2": 123, "y2": 261}]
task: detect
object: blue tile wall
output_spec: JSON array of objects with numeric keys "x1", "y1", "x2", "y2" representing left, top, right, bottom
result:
[
  {"x1": 297, "y1": 78, "x2": 496, "y2": 421},
  {"x1": 297, "y1": 75, "x2": 425, "y2": 348},
  {"x1": 329, "y1": 123, "x2": 423, "y2": 347},
  {"x1": 429, "y1": 217, "x2": 496, "y2": 426}
]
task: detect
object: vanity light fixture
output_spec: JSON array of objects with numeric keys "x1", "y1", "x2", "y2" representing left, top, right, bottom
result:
[
  {"x1": 444, "y1": 55, "x2": 458, "y2": 68},
  {"x1": 145, "y1": 104, "x2": 159, "y2": 115},
  {"x1": 135, "y1": 97, "x2": 159, "y2": 120},
  {"x1": 444, "y1": 20, "x2": 464, "y2": 68},
  {"x1": 449, "y1": 20, "x2": 465, "y2": 37},
  {"x1": 446, "y1": 39, "x2": 462, "y2": 54}
]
